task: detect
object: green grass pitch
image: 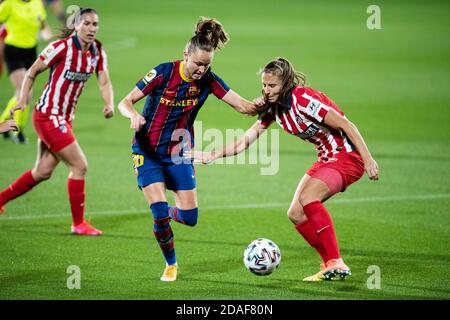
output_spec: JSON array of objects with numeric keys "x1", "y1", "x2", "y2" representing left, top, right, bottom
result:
[{"x1": 0, "y1": 0, "x2": 449, "y2": 299}]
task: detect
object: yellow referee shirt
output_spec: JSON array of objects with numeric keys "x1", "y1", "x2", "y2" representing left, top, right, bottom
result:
[{"x1": 0, "y1": 0, "x2": 47, "y2": 49}]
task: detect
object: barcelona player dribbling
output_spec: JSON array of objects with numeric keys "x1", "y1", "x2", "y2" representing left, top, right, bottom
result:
[
  {"x1": 118, "y1": 17, "x2": 260, "y2": 282},
  {"x1": 189, "y1": 58, "x2": 380, "y2": 281}
]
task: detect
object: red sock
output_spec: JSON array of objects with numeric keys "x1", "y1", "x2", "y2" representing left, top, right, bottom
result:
[
  {"x1": 0, "y1": 170, "x2": 38, "y2": 206},
  {"x1": 68, "y1": 178, "x2": 85, "y2": 226},
  {"x1": 303, "y1": 201, "x2": 340, "y2": 261},
  {"x1": 295, "y1": 219, "x2": 328, "y2": 263}
]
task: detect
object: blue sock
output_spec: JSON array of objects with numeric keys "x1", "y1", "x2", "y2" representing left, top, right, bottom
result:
[
  {"x1": 150, "y1": 202, "x2": 176, "y2": 265},
  {"x1": 169, "y1": 207, "x2": 198, "y2": 226}
]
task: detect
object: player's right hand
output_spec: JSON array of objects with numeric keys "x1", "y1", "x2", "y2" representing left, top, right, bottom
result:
[
  {"x1": 131, "y1": 113, "x2": 146, "y2": 132},
  {"x1": 253, "y1": 96, "x2": 266, "y2": 108},
  {"x1": 252, "y1": 96, "x2": 267, "y2": 114}
]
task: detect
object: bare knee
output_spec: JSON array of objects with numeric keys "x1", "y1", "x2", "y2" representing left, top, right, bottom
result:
[
  {"x1": 70, "y1": 161, "x2": 88, "y2": 178},
  {"x1": 32, "y1": 167, "x2": 54, "y2": 182},
  {"x1": 298, "y1": 191, "x2": 320, "y2": 208},
  {"x1": 79, "y1": 162, "x2": 88, "y2": 176},
  {"x1": 287, "y1": 207, "x2": 297, "y2": 223},
  {"x1": 287, "y1": 206, "x2": 306, "y2": 225}
]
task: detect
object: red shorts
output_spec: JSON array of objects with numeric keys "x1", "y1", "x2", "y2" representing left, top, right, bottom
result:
[
  {"x1": 32, "y1": 109, "x2": 76, "y2": 152},
  {"x1": 306, "y1": 151, "x2": 365, "y2": 194}
]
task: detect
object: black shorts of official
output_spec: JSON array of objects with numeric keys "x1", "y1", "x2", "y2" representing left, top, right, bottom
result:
[{"x1": 4, "y1": 44, "x2": 37, "y2": 75}]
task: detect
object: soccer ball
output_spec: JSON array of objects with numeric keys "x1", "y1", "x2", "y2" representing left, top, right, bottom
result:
[{"x1": 243, "y1": 238, "x2": 281, "y2": 276}]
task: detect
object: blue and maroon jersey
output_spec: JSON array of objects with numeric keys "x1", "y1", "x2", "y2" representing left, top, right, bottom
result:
[{"x1": 133, "y1": 60, "x2": 230, "y2": 158}]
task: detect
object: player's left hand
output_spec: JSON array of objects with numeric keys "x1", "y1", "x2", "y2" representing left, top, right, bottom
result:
[
  {"x1": 365, "y1": 158, "x2": 379, "y2": 181},
  {"x1": 103, "y1": 105, "x2": 114, "y2": 118},
  {"x1": 184, "y1": 150, "x2": 216, "y2": 164}
]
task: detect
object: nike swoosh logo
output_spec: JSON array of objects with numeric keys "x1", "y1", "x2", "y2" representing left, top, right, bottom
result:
[{"x1": 317, "y1": 225, "x2": 330, "y2": 234}]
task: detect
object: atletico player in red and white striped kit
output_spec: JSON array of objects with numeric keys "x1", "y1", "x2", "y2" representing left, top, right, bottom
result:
[
  {"x1": 34, "y1": 28, "x2": 108, "y2": 124},
  {"x1": 189, "y1": 58, "x2": 379, "y2": 281},
  {"x1": 0, "y1": 8, "x2": 114, "y2": 235}
]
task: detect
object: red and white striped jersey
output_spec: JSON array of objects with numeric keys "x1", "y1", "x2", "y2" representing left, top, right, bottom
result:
[
  {"x1": 35, "y1": 35, "x2": 107, "y2": 121},
  {"x1": 259, "y1": 86, "x2": 356, "y2": 162}
]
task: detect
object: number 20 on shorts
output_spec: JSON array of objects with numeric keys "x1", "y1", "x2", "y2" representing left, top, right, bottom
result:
[{"x1": 132, "y1": 154, "x2": 144, "y2": 174}]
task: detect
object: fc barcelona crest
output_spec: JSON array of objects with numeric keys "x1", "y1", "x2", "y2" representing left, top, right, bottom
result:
[{"x1": 187, "y1": 85, "x2": 199, "y2": 97}]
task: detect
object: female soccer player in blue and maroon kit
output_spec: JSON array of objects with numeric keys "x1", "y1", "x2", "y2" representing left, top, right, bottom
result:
[
  {"x1": 0, "y1": 8, "x2": 114, "y2": 236},
  {"x1": 118, "y1": 17, "x2": 260, "y2": 282},
  {"x1": 190, "y1": 58, "x2": 379, "y2": 281}
]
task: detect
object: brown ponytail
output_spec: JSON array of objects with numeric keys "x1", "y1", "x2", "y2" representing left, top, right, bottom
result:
[
  {"x1": 263, "y1": 57, "x2": 306, "y2": 107},
  {"x1": 187, "y1": 17, "x2": 229, "y2": 53}
]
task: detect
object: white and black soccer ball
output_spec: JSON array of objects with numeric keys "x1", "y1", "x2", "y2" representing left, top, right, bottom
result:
[{"x1": 243, "y1": 238, "x2": 281, "y2": 276}]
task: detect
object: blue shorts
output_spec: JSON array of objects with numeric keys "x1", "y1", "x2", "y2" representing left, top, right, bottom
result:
[{"x1": 131, "y1": 146, "x2": 196, "y2": 191}]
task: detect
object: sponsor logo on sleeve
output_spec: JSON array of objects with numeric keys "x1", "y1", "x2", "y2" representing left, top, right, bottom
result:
[
  {"x1": 42, "y1": 45, "x2": 55, "y2": 59},
  {"x1": 143, "y1": 69, "x2": 157, "y2": 85},
  {"x1": 301, "y1": 92, "x2": 326, "y2": 118},
  {"x1": 307, "y1": 100, "x2": 321, "y2": 115}
]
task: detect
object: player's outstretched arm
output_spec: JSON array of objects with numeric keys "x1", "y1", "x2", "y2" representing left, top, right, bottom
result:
[
  {"x1": 11, "y1": 59, "x2": 49, "y2": 116},
  {"x1": 118, "y1": 87, "x2": 146, "y2": 132},
  {"x1": 186, "y1": 120, "x2": 267, "y2": 164},
  {"x1": 221, "y1": 90, "x2": 264, "y2": 116},
  {"x1": 324, "y1": 108, "x2": 379, "y2": 180},
  {"x1": 97, "y1": 69, "x2": 115, "y2": 118}
]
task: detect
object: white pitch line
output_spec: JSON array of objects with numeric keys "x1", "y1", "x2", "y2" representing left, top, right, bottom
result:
[
  {"x1": 0, "y1": 193, "x2": 449, "y2": 221},
  {"x1": 107, "y1": 37, "x2": 137, "y2": 51}
]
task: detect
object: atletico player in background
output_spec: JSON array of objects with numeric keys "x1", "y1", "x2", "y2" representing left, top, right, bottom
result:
[
  {"x1": 189, "y1": 57, "x2": 379, "y2": 281},
  {"x1": 118, "y1": 17, "x2": 260, "y2": 282},
  {"x1": 0, "y1": 8, "x2": 114, "y2": 236}
]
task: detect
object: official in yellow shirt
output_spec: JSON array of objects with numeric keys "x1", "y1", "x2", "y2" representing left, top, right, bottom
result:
[{"x1": 0, "y1": 0, "x2": 52, "y2": 143}]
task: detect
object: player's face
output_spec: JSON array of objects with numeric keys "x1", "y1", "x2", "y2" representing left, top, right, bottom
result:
[
  {"x1": 184, "y1": 49, "x2": 214, "y2": 80},
  {"x1": 75, "y1": 13, "x2": 99, "y2": 44},
  {"x1": 262, "y1": 72, "x2": 283, "y2": 103}
]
